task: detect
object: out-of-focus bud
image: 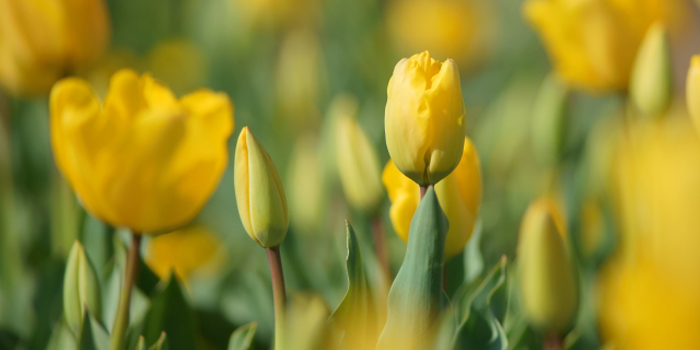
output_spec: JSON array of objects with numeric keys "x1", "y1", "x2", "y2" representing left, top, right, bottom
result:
[
  {"x1": 531, "y1": 73, "x2": 569, "y2": 167},
  {"x1": 686, "y1": 55, "x2": 700, "y2": 132},
  {"x1": 517, "y1": 198, "x2": 578, "y2": 334},
  {"x1": 630, "y1": 23, "x2": 673, "y2": 117},
  {"x1": 285, "y1": 295, "x2": 331, "y2": 350},
  {"x1": 63, "y1": 241, "x2": 102, "y2": 335},
  {"x1": 333, "y1": 95, "x2": 383, "y2": 214},
  {"x1": 234, "y1": 127, "x2": 289, "y2": 248},
  {"x1": 0, "y1": 0, "x2": 110, "y2": 95},
  {"x1": 383, "y1": 137, "x2": 482, "y2": 258},
  {"x1": 145, "y1": 225, "x2": 225, "y2": 281},
  {"x1": 148, "y1": 39, "x2": 207, "y2": 97},
  {"x1": 385, "y1": 51, "x2": 466, "y2": 185},
  {"x1": 288, "y1": 135, "x2": 326, "y2": 234}
]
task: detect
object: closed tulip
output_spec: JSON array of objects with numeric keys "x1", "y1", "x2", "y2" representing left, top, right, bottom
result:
[
  {"x1": 50, "y1": 69, "x2": 234, "y2": 233},
  {"x1": 686, "y1": 55, "x2": 700, "y2": 132},
  {"x1": 517, "y1": 198, "x2": 577, "y2": 333},
  {"x1": 234, "y1": 127, "x2": 289, "y2": 248},
  {"x1": 146, "y1": 225, "x2": 225, "y2": 281},
  {"x1": 63, "y1": 241, "x2": 101, "y2": 335},
  {"x1": 385, "y1": 51, "x2": 467, "y2": 186},
  {"x1": 524, "y1": 0, "x2": 683, "y2": 92},
  {"x1": 383, "y1": 137, "x2": 481, "y2": 258},
  {"x1": 0, "y1": 0, "x2": 110, "y2": 95},
  {"x1": 333, "y1": 95, "x2": 383, "y2": 214}
]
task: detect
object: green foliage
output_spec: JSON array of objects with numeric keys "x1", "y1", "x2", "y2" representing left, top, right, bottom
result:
[
  {"x1": 78, "y1": 311, "x2": 109, "y2": 350},
  {"x1": 141, "y1": 276, "x2": 197, "y2": 350},
  {"x1": 227, "y1": 322, "x2": 257, "y2": 350}
]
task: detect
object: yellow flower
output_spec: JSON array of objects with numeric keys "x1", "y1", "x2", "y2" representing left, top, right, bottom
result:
[
  {"x1": 234, "y1": 127, "x2": 289, "y2": 248},
  {"x1": 686, "y1": 55, "x2": 700, "y2": 132},
  {"x1": 517, "y1": 198, "x2": 578, "y2": 333},
  {"x1": 523, "y1": 0, "x2": 682, "y2": 92},
  {"x1": 145, "y1": 225, "x2": 225, "y2": 281},
  {"x1": 0, "y1": 0, "x2": 110, "y2": 95},
  {"x1": 50, "y1": 69, "x2": 234, "y2": 233},
  {"x1": 382, "y1": 137, "x2": 481, "y2": 258},
  {"x1": 599, "y1": 118, "x2": 700, "y2": 349},
  {"x1": 387, "y1": 0, "x2": 492, "y2": 69},
  {"x1": 385, "y1": 51, "x2": 466, "y2": 185},
  {"x1": 333, "y1": 95, "x2": 383, "y2": 214}
]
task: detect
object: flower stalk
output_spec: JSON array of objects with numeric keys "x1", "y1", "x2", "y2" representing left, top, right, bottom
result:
[
  {"x1": 109, "y1": 232, "x2": 142, "y2": 350},
  {"x1": 266, "y1": 246, "x2": 287, "y2": 350}
]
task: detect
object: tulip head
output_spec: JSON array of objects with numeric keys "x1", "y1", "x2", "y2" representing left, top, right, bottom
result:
[
  {"x1": 686, "y1": 55, "x2": 700, "y2": 132},
  {"x1": 50, "y1": 69, "x2": 234, "y2": 233},
  {"x1": 383, "y1": 137, "x2": 481, "y2": 258},
  {"x1": 333, "y1": 95, "x2": 383, "y2": 214},
  {"x1": 146, "y1": 225, "x2": 225, "y2": 281},
  {"x1": 234, "y1": 127, "x2": 289, "y2": 248},
  {"x1": 385, "y1": 51, "x2": 467, "y2": 186},
  {"x1": 630, "y1": 23, "x2": 673, "y2": 117},
  {"x1": 517, "y1": 198, "x2": 578, "y2": 333},
  {"x1": 63, "y1": 241, "x2": 101, "y2": 335}
]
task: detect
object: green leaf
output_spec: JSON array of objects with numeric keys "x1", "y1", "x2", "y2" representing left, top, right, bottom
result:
[
  {"x1": 134, "y1": 336, "x2": 146, "y2": 350},
  {"x1": 451, "y1": 256, "x2": 509, "y2": 350},
  {"x1": 78, "y1": 310, "x2": 110, "y2": 350},
  {"x1": 228, "y1": 322, "x2": 257, "y2": 350},
  {"x1": 141, "y1": 276, "x2": 197, "y2": 350},
  {"x1": 148, "y1": 332, "x2": 169, "y2": 350},
  {"x1": 329, "y1": 221, "x2": 378, "y2": 348},
  {"x1": 377, "y1": 188, "x2": 448, "y2": 349}
]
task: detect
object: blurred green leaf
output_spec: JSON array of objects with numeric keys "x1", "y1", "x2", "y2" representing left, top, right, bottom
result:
[
  {"x1": 135, "y1": 336, "x2": 146, "y2": 350},
  {"x1": 228, "y1": 322, "x2": 257, "y2": 350},
  {"x1": 141, "y1": 276, "x2": 197, "y2": 350},
  {"x1": 78, "y1": 310, "x2": 109, "y2": 350}
]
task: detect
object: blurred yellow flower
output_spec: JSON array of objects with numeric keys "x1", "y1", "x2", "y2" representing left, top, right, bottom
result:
[
  {"x1": 148, "y1": 39, "x2": 207, "y2": 97},
  {"x1": 333, "y1": 95, "x2": 383, "y2": 214},
  {"x1": 686, "y1": 55, "x2": 700, "y2": 132},
  {"x1": 288, "y1": 134, "x2": 326, "y2": 234},
  {"x1": 387, "y1": 0, "x2": 492, "y2": 69},
  {"x1": 385, "y1": 51, "x2": 466, "y2": 185},
  {"x1": 50, "y1": 69, "x2": 234, "y2": 233},
  {"x1": 517, "y1": 197, "x2": 578, "y2": 334},
  {"x1": 146, "y1": 225, "x2": 225, "y2": 281},
  {"x1": 234, "y1": 127, "x2": 289, "y2": 248},
  {"x1": 0, "y1": 0, "x2": 110, "y2": 95},
  {"x1": 599, "y1": 118, "x2": 700, "y2": 349},
  {"x1": 382, "y1": 137, "x2": 481, "y2": 258},
  {"x1": 524, "y1": 0, "x2": 683, "y2": 92}
]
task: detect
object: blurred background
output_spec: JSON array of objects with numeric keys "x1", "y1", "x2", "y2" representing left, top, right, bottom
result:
[{"x1": 2, "y1": 0, "x2": 700, "y2": 349}]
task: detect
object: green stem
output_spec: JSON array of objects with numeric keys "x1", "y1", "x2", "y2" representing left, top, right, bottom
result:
[
  {"x1": 266, "y1": 246, "x2": 287, "y2": 350},
  {"x1": 371, "y1": 216, "x2": 390, "y2": 280},
  {"x1": 109, "y1": 232, "x2": 142, "y2": 350}
]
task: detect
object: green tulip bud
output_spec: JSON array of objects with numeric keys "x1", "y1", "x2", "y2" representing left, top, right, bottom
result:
[
  {"x1": 63, "y1": 240, "x2": 102, "y2": 335},
  {"x1": 517, "y1": 199, "x2": 578, "y2": 334},
  {"x1": 630, "y1": 22, "x2": 673, "y2": 117},
  {"x1": 532, "y1": 73, "x2": 569, "y2": 167}
]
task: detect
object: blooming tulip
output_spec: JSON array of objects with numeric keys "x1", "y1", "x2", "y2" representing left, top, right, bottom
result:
[
  {"x1": 234, "y1": 127, "x2": 289, "y2": 248},
  {"x1": 686, "y1": 55, "x2": 700, "y2": 132},
  {"x1": 0, "y1": 0, "x2": 110, "y2": 95},
  {"x1": 383, "y1": 137, "x2": 481, "y2": 258},
  {"x1": 146, "y1": 225, "x2": 224, "y2": 281},
  {"x1": 385, "y1": 51, "x2": 466, "y2": 185},
  {"x1": 50, "y1": 69, "x2": 234, "y2": 233}
]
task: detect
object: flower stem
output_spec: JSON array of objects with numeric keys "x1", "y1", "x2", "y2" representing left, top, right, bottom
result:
[
  {"x1": 420, "y1": 185, "x2": 429, "y2": 199},
  {"x1": 371, "y1": 216, "x2": 390, "y2": 279},
  {"x1": 109, "y1": 232, "x2": 142, "y2": 350},
  {"x1": 266, "y1": 246, "x2": 287, "y2": 350}
]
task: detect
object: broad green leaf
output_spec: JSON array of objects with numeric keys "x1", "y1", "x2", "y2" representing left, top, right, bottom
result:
[
  {"x1": 46, "y1": 320, "x2": 77, "y2": 350},
  {"x1": 148, "y1": 332, "x2": 169, "y2": 350},
  {"x1": 377, "y1": 188, "x2": 448, "y2": 350},
  {"x1": 464, "y1": 220, "x2": 484, "y2": 284},
  {"x1": 228, "y1": 322, "x2": 257, "y2": 350},
  {"x1": 451, "y1": 256, "x2": 509, "y2": 350},
  {"x1": 329, "y1": 221, "x2": 378, "y2": 349},
  {"x1": 78, "y1": 310, "x2": 110, "y2": 350},
  {"x1": 141, "y1": 276, "x2": 197, "y2": 350}
]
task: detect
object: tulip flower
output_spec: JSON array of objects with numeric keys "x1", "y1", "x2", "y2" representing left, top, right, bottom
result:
[
  {"x1": 686, "y1": 55, "x2": 700, "y2": 132},
  {"x1": 50, "y1": 69, "x2": 234, "y2": 234},
  {"x1": 517, "y1": 198, "x2": 578, "y2": 334},
  {"x1": 333, "y1": 95, "x2": 383, "y2": 214},
  {"x1": 0, "y1": 0, "x2": 110, "y2": 95},
  {"x1": 383, "y1": 137, "x2": 481, "y2": 258},
  {"x1": 146, "y1": 225, "x2": 225, "y2": 281},
  {"x1": 630, "y1": 23, "x2": 673, "y2": 117},
  {"x1": 234, "y1": 127, "x2": 289, "y2": 249},
  {"x1": 524, "y1": 0, "x2": 682, "y2": 92},
  {"x1": 63, "y1": 241, "x2": 101, "y2": 335},
  {"x1": 385, "y1": 51, "x2": 467, "y2": 186}
]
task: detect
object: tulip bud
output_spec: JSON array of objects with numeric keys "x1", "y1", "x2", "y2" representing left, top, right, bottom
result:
[
  {"x1": 333, "y1": 95, "x2": 384, "y2": 214},
  {"x1": 517, "y1": 199, "x2": 578, "y2": 334},
  {"x1": 630, "y1": 23, "x2": 673, "y2": 117},
  {"x1": 288, "y1": 135, "x2": 326, "y2": 234},
  {"x1": 686, "y1": 55, "x2": 700, "y2": 132},
  {"x1": 385, "y1": 51, "x2": 467, "y2": 186},
  {"x1": 532, "y1": 73, "x2": 569, "y2": 167},
  {"x1": 63, "y1": 241, "x2": 102, "y2": 335},
  {"x1": 234, "y1": 127, "x2": 289, "y2": 248}
]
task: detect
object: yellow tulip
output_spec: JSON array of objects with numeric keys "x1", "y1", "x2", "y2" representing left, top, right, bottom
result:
[
  {"x1": 517, "y1": 198, "x2": 578, "y2": 334},
  {"x1": 599, "y1": 118, "x2": 700, "y2": 349},
  {"x1": 523, "y1": 0, "x2": 682, "y2": 92},
  {"x1": 382, "y1": 137, "x2": 481, "y2": 258},
  {"x1": 0, "y1": 0, "x2": 110, "y2": 95},
  {"x1": 385, "y1": 51, "x2": 466, "y2": 186},
  {"x1": 145, "y1": 225, "x2": 225, "y2": 281},
  {"x1": 234, "y1": 127, "x2": 289, "y2": 248},
  {"x1": 686, "y1": 55, "x2": 700, "y2": 132},
  {"x1": 630, "y1": 23, "x2": 672, "y2": 116},
  {"x1": 333, "y1": 95, "x2": 383, "y2": 214},
  {"x1": 50, "y1": 69, "x2": 234, "y2": 233}
]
